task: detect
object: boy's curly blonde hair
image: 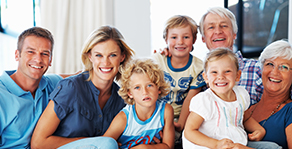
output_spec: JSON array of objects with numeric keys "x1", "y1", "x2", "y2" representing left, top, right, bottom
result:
[{"x1": 118, "y1": 59, "x2": 170, "y2": 105}]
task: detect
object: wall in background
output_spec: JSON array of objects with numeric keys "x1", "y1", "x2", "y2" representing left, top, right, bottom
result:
[{"x1": 114, "y1": 0, "x2": 151, "y2": 59}]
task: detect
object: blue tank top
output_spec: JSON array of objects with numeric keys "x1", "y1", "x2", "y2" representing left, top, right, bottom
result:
[{"x1": 118, "y1": 100, "x2": 165, "y2": 149}]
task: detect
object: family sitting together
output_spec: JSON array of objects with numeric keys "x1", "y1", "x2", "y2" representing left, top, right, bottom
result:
[{"x1": 0, "y1": 6, "x2": 291, "y2": 149}]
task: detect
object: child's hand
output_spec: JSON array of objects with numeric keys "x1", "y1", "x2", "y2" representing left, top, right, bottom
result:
[
  {"x1": 151, "y1": 131, "x2": 163, "y2": 144},
  {"x1": 248, "y1": 129, "x2": 265, "y2": 141},
  {"x1": 174, "y1": 121, "x2": 182, "y2": 132},
  {"x1": 117, "y1": 142, "x2": 122, "y2": 147},
  {"x1": 216, "y1": 138, "x2": 234, "y2": 149}
]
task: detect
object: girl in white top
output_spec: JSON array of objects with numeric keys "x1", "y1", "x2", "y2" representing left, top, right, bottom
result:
[{"x1": 183, "y1": 48, "x2": 266, "y2": 149}]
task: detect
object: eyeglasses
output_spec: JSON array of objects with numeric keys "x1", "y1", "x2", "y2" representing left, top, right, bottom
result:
[{"x1": 264, "y1": 62, "x2": 292, "y2": 72}]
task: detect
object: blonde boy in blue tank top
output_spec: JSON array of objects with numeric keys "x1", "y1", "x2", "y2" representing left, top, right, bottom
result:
[{"x1": 103, "y1": 59, "x2": 175, "y2": 149}]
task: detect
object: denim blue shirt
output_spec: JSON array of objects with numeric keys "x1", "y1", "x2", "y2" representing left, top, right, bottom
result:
[
  {"x1": 0, "y1": 70, "x2": 62, "y2": 149},
  {"x1": 52, "y1": 71, "x2": 125, "y2": 137}
]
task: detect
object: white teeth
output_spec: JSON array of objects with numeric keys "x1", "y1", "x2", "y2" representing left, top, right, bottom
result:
[
  {"x1": 31, "y1": 65, "x2": 42, "y2": 69},
  {"x1": 100, "y1": 68, "x2": 112, "y2": 72},
  {"x1": 269, "y1": 78, "x2": 281, "y2": 83},
  {"x1": 216, "y1": 83, "x2": 227, "y2": 86},
  {"x1": 175, "y1": 47, "x2": 185, "y2": 50},
  {"x1": 213, "y1": 38, "x2": 225, "y2": 42}
]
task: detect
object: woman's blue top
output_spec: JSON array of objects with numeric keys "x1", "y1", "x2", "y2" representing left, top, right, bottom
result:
[
  {"x1": 260, "y1": 102, "x2": 292, "y2": 149},
  {"x1": 50, "y1": 71, "x2": 125, "y2": 137}
]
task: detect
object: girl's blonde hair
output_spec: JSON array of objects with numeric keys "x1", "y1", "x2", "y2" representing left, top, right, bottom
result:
[
  {"x1": 204, "y1": 47, "x2": 239, "y2": 72},
  {"x1": 118, "y1": 59, "x2": 170, "y2": 105},
  {"x1": 81, "y1": 26, "x2": 135, "y2": 81}
]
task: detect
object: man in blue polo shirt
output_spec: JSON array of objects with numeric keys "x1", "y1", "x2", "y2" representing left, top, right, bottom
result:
[{"x1": 0, "y1": 27, "x2": 63, "y2": 148}]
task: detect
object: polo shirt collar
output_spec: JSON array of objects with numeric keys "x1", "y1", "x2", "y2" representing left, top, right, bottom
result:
[{"x1": 0, "y1": 70, "x2": 48, "y2": 97}]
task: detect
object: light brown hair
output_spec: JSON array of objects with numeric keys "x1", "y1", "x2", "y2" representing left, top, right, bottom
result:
[{"x1": 163, "y1": 15, "x2": 198, "y2": 43}]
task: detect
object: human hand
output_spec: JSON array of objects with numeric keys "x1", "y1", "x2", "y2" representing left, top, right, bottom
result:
[
  {"x1": 248, "y1": 129, "x2": 265, "y2": 141},
  {"x1": 174, "y1": 121, "x2": 182, "y2": 132},
  {"x1": 151, "y1": 130, "x2": 163, "y2": 144},
  {"x1": 216, "y1": 138, "x2": 234, "y2": 149},
  {"x1": 153, "y1": 48, "x2": 171, "y2": 57},
  {"x1": 117, "y1": 142, "x2": 122, "y2": 147}
]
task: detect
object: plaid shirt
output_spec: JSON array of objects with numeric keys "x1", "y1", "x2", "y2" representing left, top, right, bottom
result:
[{"x1": 236, "y1": 51, "x2": 263, "y2": 105}]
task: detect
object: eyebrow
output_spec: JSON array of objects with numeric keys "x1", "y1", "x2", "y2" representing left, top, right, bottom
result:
[{"x1": 25, "y1": 47, "x2": 51, "y2": 54}]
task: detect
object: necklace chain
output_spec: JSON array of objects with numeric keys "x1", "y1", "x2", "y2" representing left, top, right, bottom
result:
[{"x1": 250, "y1": 98, "x2": 289, "y2": 126}]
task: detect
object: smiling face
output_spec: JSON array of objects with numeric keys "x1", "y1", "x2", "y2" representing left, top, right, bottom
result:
[
  {"x1": 88, "y1": 39, "x2": 125, "y2": 84},
  {"x1": 262, "y1": 57, "x2": 292, "y2": 96},
  {"x1": 16, "y1": 36, "x2": 52, "y2": 81},
  {"x1": 203, "y1": 55, "x2": 241, "y2": 99},
  {"x1": 202, "y1": 13, "x2": 236, "y2": 50},
  {"x1": 127, "y1": 73, "x2": 161, "y2": 108},
  {"x1": 166, "y1": 25, "x2": 195, "y2": 59}
]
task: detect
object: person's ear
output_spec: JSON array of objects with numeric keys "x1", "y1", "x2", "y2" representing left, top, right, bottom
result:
[
  {"x1": 88, "y1": 52, "x2": 93, "y2": 62},
  {"x1": 236, "y1": 70, "x2": 241, "y2": 82},
  {"x1": 128, "y1": 92, "x2": 133, "y2": 99},
  {"x1": 202, "y1": 36, "x2": 206, "y2": 43},
  {"x1": 15, "y1": 50, "x2": 20, "y2": 61},
  {"x1": 120, "y1": 54, "x2": 125, "y2": 63},
  {"x1": 233, "y1": 33, "x2": 237, "y2": 40},
  {"x1": 193, "y1": 36, "x2": 197, "y2": 44},
  {"x1": 49, "y1": 55, "x2": 52, "y2": 66},
  {"x1": 165, "y1": 38, "x2": 169, "y2": 45},
  {"x1": 202, "y1": 71, "x2": 208, "y2": 84}
]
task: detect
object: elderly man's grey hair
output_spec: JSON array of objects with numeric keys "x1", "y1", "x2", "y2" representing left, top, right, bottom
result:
[
  {"x1": 259, "y1": 40, "x2": 292, "y2": 68},
  {"x1": 199, "y1": 7, "x2": 238, "y2": 37}
]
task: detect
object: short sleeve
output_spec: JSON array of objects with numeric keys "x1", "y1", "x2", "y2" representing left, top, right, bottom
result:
[
  {"x1": 189, "y1": 56, "x2": 205, "y2": 89},
  {"x1": 50, "y1": 79, "x2": 76, "y2": 120},
  {"x1": 45, "y1": 74, "x2": 63, "y2": 87},
  {"x1": 189, "y1": 91, "x2": 216, "y2": 121},
  {"x1": 190, "y1": 70, "x2": 206, "y2": 89},
  {"x1": 235, "y1": 86, "x2": 250, "y2": 111},
  {"x1": 151, "y1": 53, "x2": 164, "y2": 64},
  {"x1": 285, "y1": 104, "x2": 292, "y2": 128}
]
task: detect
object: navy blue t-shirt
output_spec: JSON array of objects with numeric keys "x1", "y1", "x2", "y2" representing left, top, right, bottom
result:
[{"x1": 260, "y1": 102, "x2": 292, "y2": 149}]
